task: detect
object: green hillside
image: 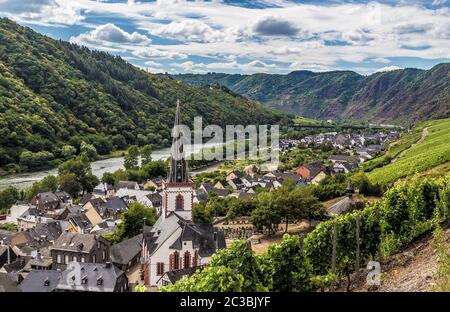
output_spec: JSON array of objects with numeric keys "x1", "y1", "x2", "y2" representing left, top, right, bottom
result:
[
  {"x1": 173, "y1": 64, "x2": 450, "y2": 123},
  {"x1": 0, "y1": 18, "x2": 287, "y2": 173},
  {"x1": 367, "y1": 118, "x2": 450, "y2": 185}
]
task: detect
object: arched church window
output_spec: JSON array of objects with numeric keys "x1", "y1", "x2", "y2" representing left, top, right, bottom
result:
[
  {"x1": 183, "y1": 251, "x2": 191, "y2": 269},
  {"x1": 175, "y1": 194, "x2": 184, "y2": 210},
  {"x1": 173, "y1": 251, "x2": 180, "y2": 270}
]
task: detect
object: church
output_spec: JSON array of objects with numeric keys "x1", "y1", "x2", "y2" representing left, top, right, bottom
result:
[{"x1": 141, "y1": 101, "x2": 226, "y2": 288}]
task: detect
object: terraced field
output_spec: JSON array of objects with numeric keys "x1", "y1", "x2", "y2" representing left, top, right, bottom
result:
[{"x1": 368, "y1": 118, "x2": 450, "y2": 185}]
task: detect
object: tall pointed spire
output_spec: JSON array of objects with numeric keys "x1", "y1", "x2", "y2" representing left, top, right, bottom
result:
[{"x1": 168, "y1": 99, "x2": 188, "y2": 183}]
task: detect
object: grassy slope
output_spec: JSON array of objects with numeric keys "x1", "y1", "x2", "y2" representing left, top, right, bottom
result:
[{"x1": 367, "y1": 118, "x2": 450, "y2": 184}]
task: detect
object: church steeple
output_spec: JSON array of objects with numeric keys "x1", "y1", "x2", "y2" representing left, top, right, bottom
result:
[{"x1": 168, "y1": 99, "x2": 188, "y2": 183}]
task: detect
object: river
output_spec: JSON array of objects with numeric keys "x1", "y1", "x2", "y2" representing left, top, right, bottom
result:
[{"x1": 0, "y1": 142, "x2": 223, "y2": 190}]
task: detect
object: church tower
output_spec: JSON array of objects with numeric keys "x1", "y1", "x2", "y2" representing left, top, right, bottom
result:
[{"x1": 161, "y1": 100, "x2": 194, "y2": 221}]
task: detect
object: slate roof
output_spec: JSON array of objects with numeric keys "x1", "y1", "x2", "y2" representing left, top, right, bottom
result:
[
  {"x1": 51, "y1": 233, "x2": 106, "y2": 253},
  {"x1": 0, "y1": 229, "x2": 14, "y2": 243},
  {"x1": 34, "y1": 192, "x2": 59, "y2": 204},
  {"x1": 56, "y1": 262, "x2": 125, "y2": 292},
  {"x1": 55, "y1": 191, "x2": 72, "y2": 203},
  {"x1": 304, "y1": 162, "x2": 331, "y2": 178},
  {"x1": 160, "y1": 266, "x2": 201, "y2": 284},
  {"x1": 69, "y1": 213, "x2": 93, "y2": 232},
  {"x1": 329, "y1": 155, "x2": 357, "y2": 162},
  {"x1": 99, "y1": 197, "x2": 128, "y2": 214},
  {"x1": 2, "y1": 256, "x2": 32, "y2": 273},
  {"x1": 20, "y1": 270, "x2": 61, "y2": 292},
  {"x1": 83, "y1": 197, "x2": 105, "y2": 209},
  {"x1": 144, "y1": 213, "x2": 225, "y2": 258},
  {"x1": 80, "y1": 194, "x2": 94, "y2": 206},
  {"x1": 34, "y1": 221, "x2": 63, "y2": 241},
  {"x1": 327, "y1": 196, "x2": 355, "y2": 216},
  {"x1": 169, "y1": 220, "x2": 226, "y2": 257},
  {"x1": 0, "y1": 272, "x2": 21, "y2": 292},
  {"x1": 118, "y1": 181, "x2": 139, "y2": 190},
  {"x1": 200, "y1": 183, "x2": 230, "y2": 197},
  {"x1": 146, "y1": 193, "x2": 162, "y2": 206},
  {"x1": 110, "y1": 234, "x2": 142, "y2": 265}
]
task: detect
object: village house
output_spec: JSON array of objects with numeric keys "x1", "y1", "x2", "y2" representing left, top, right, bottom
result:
[
  {"x1": 97, "y1": 197, "x2": 128, "y2": 220},
  {"x1": 93, "y1": 183, "x2": 115, "y2": 198},
  {"x1": 143, "y1": 177, "x2": 165, "y2": 191},
  {"x1": 118, "y1": 181, "x2": 140, "y2": 190},
  {"x1": 296, "y1": 162, "x2": 331, "y2": 184},
  {"x1": 50, "y1": 233, "x2": 110, "y2": 270}
]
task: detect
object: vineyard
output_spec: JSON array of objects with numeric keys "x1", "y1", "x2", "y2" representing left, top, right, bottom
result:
[
  {"x1": 163, "y1": 175, "x2": 450, "y2": 292},
  {"x1": 367, "y1": 118, "x2": 450, "y2": 185}
]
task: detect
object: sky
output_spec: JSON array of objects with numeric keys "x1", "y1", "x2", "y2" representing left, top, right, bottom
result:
[{"x1": 0, "y1": 0, "x2": 449, "y2": 75}]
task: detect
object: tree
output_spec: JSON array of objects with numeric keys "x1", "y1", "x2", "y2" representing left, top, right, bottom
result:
[
  {"x1": 251, "y1": 192, "x2": 282, "y2": 235},
  {"x1": 58, "y1": 155, "x2": 95, "y2": 196},
  {"x1": 141, "y1": 160, "x2": 167, "y2": 180},
  {"x1": 26, "y1": 175, "x2": 59, "y2": 200},
  {"x1": 193, "y1": 203, "x2": 212, "y2": 223},
  {"x1": 59, "y1": 173, "x2": 82, "y2": 198},
  {"x1": 80, "y1": 141, "x2": 97, "y2": 160},
  {"x1": 115, "y1": 202, "x2": 156, "y2": 241},
  {"x1": 19, "y1": 150, "x2": 54, "y2": 169},
  {"x1": 81, "y1": 173, "x2": 100, "y2": 194},
  {"x1": 101, "y1": 172, "x2": 116, "y2": 186},
  {"x1": 124, "y1": 145, "x2": 139, "y2": 170},
  {"x1": 61, "y1": 145, "x2": 76, "y2": 159},
  {"x1": 0, "y1": 186, "x2": 19, "y2": 213},
  {"x1": 140, "y1": 144, "x2": 153, "y2": 166},
  {"x1": 274, "y1": 180, "x2": 298, "y2": 232}
]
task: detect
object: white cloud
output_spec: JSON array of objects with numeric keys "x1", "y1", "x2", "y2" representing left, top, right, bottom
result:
[
  {"x1": 71, "y1": 23, "x2": 150, "y2": 46},
  {"x1": 269, "y1": 46, "x2": 302, "y2": 55},
  {"x1": 375, "y1": 65, "x2": 402, "y2": 73},
  {"x1": 0, "y1": 0, "x2": 84, "y2": 25},
  {"x1": 173, "y1": 59, "x2": 277, "y2": 73},
  {"x1": 151, "y1": 20, "x2": 223, "y2": 42},
  {"x1": 289, "y1": 61, "x2": 335, "y2": 72},
  {"x1": 132, "y1": 47, "x2": 188, "y2": 59},
  {"x1": 144, "y1": 60, "x2": 163, "y2": 68},
  {"x1": 1, "y1": 0, "x2": 449, "y2": 74}
]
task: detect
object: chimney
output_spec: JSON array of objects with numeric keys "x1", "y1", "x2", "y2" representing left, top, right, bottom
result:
[{"x1": 36, "y1": 250, "x2": 42, "y2": 261}]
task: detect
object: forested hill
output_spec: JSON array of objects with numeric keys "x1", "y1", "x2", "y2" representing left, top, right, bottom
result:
[
  {"x1": 0, "y1": 18, "x2": 287, "y2": 173},
  {"x1": 172, "y1": 63, "x2": 450, "y2": 123}
]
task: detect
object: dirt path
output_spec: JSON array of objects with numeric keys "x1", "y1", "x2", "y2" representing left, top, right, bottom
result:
[
  {"x1": 348, "y1": 225, "x2": 449, "y2": 292},
  {"x1": 391, "y1": 127, "x2": 429, "y2": 163}
]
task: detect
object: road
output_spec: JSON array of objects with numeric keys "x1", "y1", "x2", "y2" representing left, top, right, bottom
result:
[{"x1": 391, "y1": 127, "x2": 429, "y2": 163}]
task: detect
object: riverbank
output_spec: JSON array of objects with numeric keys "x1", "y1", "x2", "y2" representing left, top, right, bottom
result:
[{"x1": 0, "y1": 143, "x2": 225, "y2": 190}]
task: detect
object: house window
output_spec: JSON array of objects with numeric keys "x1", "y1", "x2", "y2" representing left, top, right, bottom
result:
[
  {"x1": 173, "y1": 252, "x2": 180, "y2": 270},
  {"x1": 156, "y1": 262, "x2": 164, "y2": 276},
  {"x1": 102, "y1": 251, "x2": 106, "y2": 260},
  {"x1": 64, "y1": 255, "x2": 69, "y2": 264},
  {"x1": 93, "y1": 255, "x2": 96, "y2": 263},
  {"x1": 81, "y1": 257, "x2": 86, "y2": 263},
  {"x1": 57, "y1": 254, "x2": 62, "y2": 264},
  {"x1": 183, "y1": 252, "x2": 191, "y2": 269},
  {"x1": 175, "y1": 194, "x2": 184, "y2": 210}
]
